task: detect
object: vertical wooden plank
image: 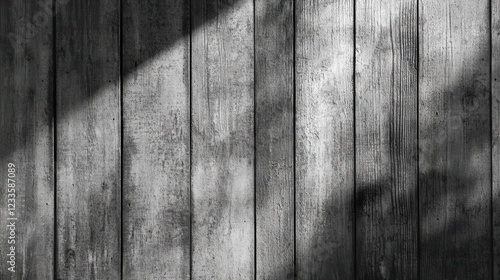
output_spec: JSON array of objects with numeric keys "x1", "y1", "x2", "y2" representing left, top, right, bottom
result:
[
  {"x1": 56, "y1": 0, "x2": 121, "y2": 278},
  {"x1": 419, "y1": 0, "x2": 491, "y2": 278},
  {"x1": 191, "y1": 0, "x2": 255, "y2": 278},
  {"x1": 493, "y1": 0, "x2": 500, "y2": 278},
  {"x1": 122, "y1": 0, "x2": 190, "y2": 279},
  {"x1": 255, "y1": 0, "x2": 294, "y2": 278},
  {"x1": 295, "y1": 0, "x2": 354, "y2": 278},
  {"x1": 355, "y1": 0, "x2": 418, "y2": 278},
  {"x1": 0, "y1": 0, "x2": 54, "y2": 278}
]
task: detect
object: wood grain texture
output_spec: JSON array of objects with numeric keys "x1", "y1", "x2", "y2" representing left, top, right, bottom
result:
[
  {"x1": 0, "y1": 0, "x2": 54, "y2": 278},
  {"x1": 191, "y1": 0, "x2": 255, "y2": 278},
  {"x1": 419, "y1": 0, "x2": 492, "y2": 278},
  {"x1": 355, "y1": 0, "x2": 418, "y2": 279},
  {"x1": 122, "y1": 0, "x2": 191, "y2": 279},
  {"x1": 493, "y1": 0, "x2": 500, "y2": 278},
  {"x1": 255, "y1": 0, "x2": 294, "y2": 279},
  {"x1": 55, "y1": 0, "x2": 121, "y2": 278},
  {"x1": 295, "y1": 0, "x2": 355, "y2": 278}
]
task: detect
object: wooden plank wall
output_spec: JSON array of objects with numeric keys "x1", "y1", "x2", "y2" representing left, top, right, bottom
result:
[
  {"x1": 0, "y1": 1, "x2": 54, "y2": 279},
  {"x1": 355, "y1": 0, "x2": 418, "y2": 278},
  {"x1": 56, "y1": 0, "x2": 121, "y2": 278},
  {"x1": 295, "y1": 0, "x2": 354, "y2": 278},
  {"x1": 419, "y1": 0, "x2": 491, "y2": 278},
  {"x1": 122, "y1": 0, "x2": 190, "y2": 279},
  {"x1": 122, "y1": 0, "x2": 191, "y2": 279},
  {"x1": 494, "y1": 0, "x2": 500, "y2": 278},
  {"x1": 191, "y1": 0, "x2": 254, "y2": 278},
  {"x1": 0, "y1": 0, "x2": 498, "y2": 279},
  {"x1": 255, "y1": 0, "x2": 294, "y2": 279}
]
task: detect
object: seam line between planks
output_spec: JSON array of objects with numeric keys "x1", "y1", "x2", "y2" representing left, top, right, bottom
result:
[
  {"x1": 353, "y1": 0, "x2": 357, "y2": 278},
  {"x1": 119, "y1": 0, "x2": 124, "y2": 278},
  {"x1": 53, "y1": 0, "x2": 58, "y2": 278},
  {"x1": 253, "y1": 0, "x2": 257, "y2": 278},
  {"x1": 293, "y1": 0, "x2": 297, "y2": 278},
  {"x1": 490, "y1": 0, "x2": 494, "y2": 278},
  {"x1": 189, "y1": 0, "x2": 194, "y2": 278},
  {"x1": 416, "y1": 0, "x2": 421, "y2": 278}
]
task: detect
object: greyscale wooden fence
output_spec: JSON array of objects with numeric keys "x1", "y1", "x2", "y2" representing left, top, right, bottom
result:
[{"x1": 1, "y1": 0, "x2": 500, "y2": 279}]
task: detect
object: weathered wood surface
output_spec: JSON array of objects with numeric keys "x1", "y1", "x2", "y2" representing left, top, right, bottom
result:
[
  {"x1": 255, "y1": 0, "x2": 295, "y2": 279},
  {"x1": 122, "y1": 0, "x2": 191, "y2": 279},
  {"x1": 0, "y1": 0, "x2": 54, "y2": 279},
  {"x1": 419, "y1": 0, "x2": 492, "y2": 278},
  {"x1": 55, "y1": 0, "x2": 121, "y2": 278},
  {"x1": 191, "y1": 0, "x2": 255, "y2": 278},
  {"x1": 295, "y1": 0, "x2": 355, "y2": 278},
  {"x1": 493, "y1": 0, "x2": 500, "y2": 278},
  {"x1": 355, "y1": 0, "x2": 418, "y2": 278},
  {"x1": 2, "y1": 0, "x2": 500, "y2": 278}
]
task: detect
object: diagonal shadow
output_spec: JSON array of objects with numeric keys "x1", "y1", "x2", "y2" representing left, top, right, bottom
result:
[
  {"x1": 0, "y1": 0, "x2": 495, "y2": 279},
  {"x1": 0, "y1": 0, "x2": 247, "y2": 163}
]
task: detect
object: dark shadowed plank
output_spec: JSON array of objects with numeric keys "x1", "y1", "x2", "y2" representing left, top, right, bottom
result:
[
  {"x1": 493, "y1": 0, "x2": 500, "y2": 278},
  {"x1": 122, "y1": 0, "x2": 190, "y2": 278},
  {"x1": 0, "y1": 0, "x2": 54, "y2": 278},
  {"x1": 419, "y1": 0, "x2": 491, "y2": 278},
  {"x1": 355, "y1": 0, "x2": 418, "y2": 278},
  {"x1": 255, "y1": 0, "x2": 294, "y2": 278},
  {"x1": 295, "y1": 0, "x2": 355, "y2": 278},
  {"x1": 55, "y1": 0, "x2": 121, "y2": 278},
  {"x1": 191, "y1": 0, "x2": 255, "y2": 278}
]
